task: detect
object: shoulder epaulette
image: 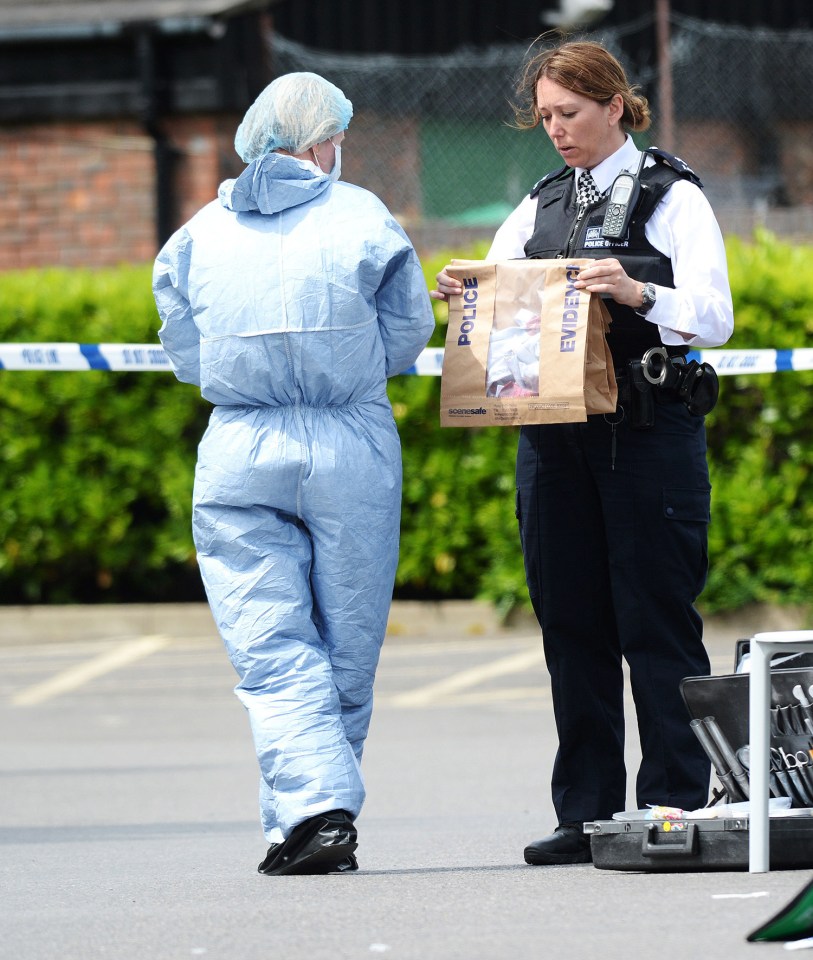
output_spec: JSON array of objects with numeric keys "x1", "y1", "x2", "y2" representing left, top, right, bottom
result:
[
  {"x1": 645, "y1": 147, "x2": 703, "y2": 189},
  {"x1": 529, "y1": 164, "x2": 572, "y2": 199}
]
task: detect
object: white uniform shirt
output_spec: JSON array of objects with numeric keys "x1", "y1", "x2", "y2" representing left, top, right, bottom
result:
[{"x1": 487, "y1": 136, "x2": 734, "y2": 348}]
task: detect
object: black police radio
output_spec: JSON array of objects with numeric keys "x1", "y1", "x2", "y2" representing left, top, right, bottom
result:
[{"x1": 601, "y1": 152, "x2": 646, "y2": 240}]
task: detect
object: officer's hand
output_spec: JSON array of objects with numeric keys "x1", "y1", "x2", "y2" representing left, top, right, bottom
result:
[
  {"x1": 573, "y1": 258, "x2": 644, "y2": 309},
  {"x1": 430, "y1": 263, "x2": 463, "y2": 302}
]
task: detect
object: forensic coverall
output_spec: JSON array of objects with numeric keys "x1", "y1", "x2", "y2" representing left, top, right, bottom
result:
[{"x1": 153, "y1": 152, "x2": 435, "y2": 841}]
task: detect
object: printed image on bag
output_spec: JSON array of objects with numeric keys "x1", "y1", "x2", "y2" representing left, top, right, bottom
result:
[
  {"x1": 440, "y1": 258, "x2": 617, "y2": 427},
  {"x1": 486, "y1": 306, "x2": 541, "y2": 399}
]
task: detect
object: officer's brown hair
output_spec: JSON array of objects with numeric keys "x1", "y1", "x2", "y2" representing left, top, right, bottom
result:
[{"x1": 514, "y1": 40, "x2": 651, "y2": 133}]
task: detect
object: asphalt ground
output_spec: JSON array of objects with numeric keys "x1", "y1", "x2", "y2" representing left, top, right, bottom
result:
[{"x1": 2, "y1": 601, "x2": 812, "y2": 960}]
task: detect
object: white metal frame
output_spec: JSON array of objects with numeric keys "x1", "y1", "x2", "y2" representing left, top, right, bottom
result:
[{"x1": 748, "y1": 631, "x2": 813, "y2": 872}]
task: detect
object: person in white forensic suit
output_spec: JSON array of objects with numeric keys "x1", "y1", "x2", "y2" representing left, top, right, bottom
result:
[{"x1": 153, "y1": 72, "x2": 435, "y2": 876}]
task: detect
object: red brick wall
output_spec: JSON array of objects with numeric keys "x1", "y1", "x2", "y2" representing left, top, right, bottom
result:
[
  {"x1": 0, "y1": 115, "x2": 243, "y2": 271},
  {"x1": 1, "y1": 114, "x2": 810, "y2": 272},
  {"x1": 0, "y1": 111, "x2": 420, "y2": 272},
  {"x1": 777, "y1": 122, "x2": 813, "y2": 206},
  {"x1": 0, "y1": 120, "x2": 155, "y2": 270},
  {"x1": 671, "y1": 119, "x2": 813, "y2": 207},
  {"x1": 672, "y1": 121, "x2": 750, "y2": 180},
  {"x1": 169, "y1": 114, "x2": 245, "y2": 226}
]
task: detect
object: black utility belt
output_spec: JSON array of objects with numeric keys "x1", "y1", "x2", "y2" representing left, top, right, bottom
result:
[{"x1": 614, "y1": 347, "x2": 719, "y2": 429}]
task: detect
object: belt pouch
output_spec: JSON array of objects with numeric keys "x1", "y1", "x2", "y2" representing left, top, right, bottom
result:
[{"x1": 627, "y1": 360, "x2": 655, "y2": 430}]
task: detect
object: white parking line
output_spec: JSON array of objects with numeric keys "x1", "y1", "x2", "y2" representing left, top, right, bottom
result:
[
  {"x1": 11, "y1": 634, "x2": 171, "y2": 707},
  {"x1": 386, "y1": 646, "x2": 547, "y2": 707}
]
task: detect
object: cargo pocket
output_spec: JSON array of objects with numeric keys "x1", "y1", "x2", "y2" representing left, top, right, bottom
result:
[
  {"x1": 648, "y1": 486, "x2": 711, "y2": 600},
  {"x1": 663, "y1": 487, "x2": 710, "y2": 524}
]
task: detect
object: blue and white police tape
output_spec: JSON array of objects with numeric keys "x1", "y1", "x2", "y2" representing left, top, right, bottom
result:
[
  {"x1": 0, "y1": 343, "x2": 171, "y2": 371},
  {"x1": 1, "y1": 343, "x2": 813, "y2": 376}
]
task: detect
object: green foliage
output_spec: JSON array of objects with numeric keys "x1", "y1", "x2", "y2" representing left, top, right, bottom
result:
[
  {"x1": 2, "y1": 230, "x2": 813, "y2": 616},
  {"x1": 703, "y1": 231, "x2": 813, "y2": 612},
  {"x1": 0, "y1": 267, "x2": 210, "y2": 602}
]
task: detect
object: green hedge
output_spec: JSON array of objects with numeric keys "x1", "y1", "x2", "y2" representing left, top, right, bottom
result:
[
  {"x1": 0, "y1": 267, "x2": 209, "y2": 602},
  {"x1": 1, "y1": 231, "x2": 813, "y2": 614},
  {"x1": 703, "y1": 233, "x2": 813, "y2": 611}
]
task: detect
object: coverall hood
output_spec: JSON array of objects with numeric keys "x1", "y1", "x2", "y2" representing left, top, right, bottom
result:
[{"x1": 219, "y1": 153, "x2": 330, "y2": 215}]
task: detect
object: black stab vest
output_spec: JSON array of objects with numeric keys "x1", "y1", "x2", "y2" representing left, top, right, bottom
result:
[{"x1": 524, "y1": 149, "x2": 701, "y2": 366}]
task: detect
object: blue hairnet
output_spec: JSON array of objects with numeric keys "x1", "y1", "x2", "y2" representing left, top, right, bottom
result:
[{"x1": 234, "y1": 72, "x2": 353, "y2": 162}]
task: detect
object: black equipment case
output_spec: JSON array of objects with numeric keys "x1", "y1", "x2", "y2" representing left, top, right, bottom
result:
[
  {"x1": 586, "y1": 660, "x2": 813, "y2": 872},
  {"x1": 585, "y1": 814, "x2": 813, "y2": 872}
]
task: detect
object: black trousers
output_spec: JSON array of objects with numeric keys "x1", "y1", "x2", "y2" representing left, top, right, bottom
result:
[{"x1": 516, "y1": 400, "x2": 712, "y2": 823}]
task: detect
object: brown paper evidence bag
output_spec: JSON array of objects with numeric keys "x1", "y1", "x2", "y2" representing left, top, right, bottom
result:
[{"x1": 439, "y1": 258, "x2": 618, "y2": 427}]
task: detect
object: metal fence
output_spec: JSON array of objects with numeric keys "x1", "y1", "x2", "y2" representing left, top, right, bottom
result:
[{"x1": 268, "y1": 14, "x2": 813, "y2": 248}]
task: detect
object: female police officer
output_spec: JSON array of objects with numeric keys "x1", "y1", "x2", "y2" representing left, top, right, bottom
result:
[{"x1": 433, "y1": 40, "x2": 733, "y2": 864}]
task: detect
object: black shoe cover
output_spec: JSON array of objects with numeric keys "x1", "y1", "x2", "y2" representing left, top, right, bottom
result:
[{"x1": 257, "y1": 810, "x2": 358, "y2": 876}]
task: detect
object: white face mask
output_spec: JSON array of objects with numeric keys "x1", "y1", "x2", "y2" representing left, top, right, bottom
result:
[
  {"x1": 328, "y1": 142, "x2": 342, "y2": 183},
  {"x1": 313, "y1": 137, "x2": 342, "y2": 182}
]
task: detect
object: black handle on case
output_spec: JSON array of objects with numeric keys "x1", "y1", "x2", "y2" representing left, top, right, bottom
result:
[{"x1": 641, "y1": 823, "x2": 699, "y2": 858}]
